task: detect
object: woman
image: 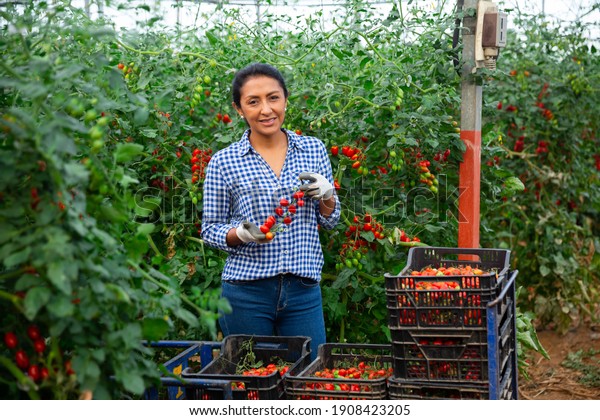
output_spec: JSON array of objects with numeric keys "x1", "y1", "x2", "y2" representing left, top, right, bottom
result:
[{"x1": 201, "y1": 63, "x2": 340, "y2": 358}]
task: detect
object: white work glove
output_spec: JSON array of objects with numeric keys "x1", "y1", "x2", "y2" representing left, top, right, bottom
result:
[
  {"x1": 299, "y1": 172, "x2": 334, "y2": 200},
  {"x1": 236, "y1": 221, "x2": 269, "y2": 244}
]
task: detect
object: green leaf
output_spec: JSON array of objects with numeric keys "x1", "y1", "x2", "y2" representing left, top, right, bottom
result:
[
  {"x1": 54, "y1": 64, "x2": 85, "y2": 81},
  {"x1": 205, "y1": 30, "x2": 219, "y2": 45},
  {"x1": 120, "y1": 370, "x2": 146, "y2": 395},
  {"x1": 133, "y1": 107, "x2": 149, "y2": 125},
  {"x1": 332, "y1": 48, "x2": 345, "y2": 60},
  {"x1": 23, "y1": 286, "x2": 51, "y2": 320},
  {"x1": 105, "y1": 283, "x2": 132, "y2": 303},
  {"x1": 92, "y1": 227, "x2": 118, "y2": 249},
  {"x1": 118, "y1": 174, "x2": 139, "y2": 188},
  {"x1": 4, "y1": 247, "x2": 31, "y2": 267},
  {"x1": 142, "y1": 318, "x2": 169, "y2": 341},
  {"x1": 332, "y1": 268, "x2": 355, "y2": 289},
  {"x1": 47, "y1": 295, "x2": 75, "y2": 317},
  {"x1": 63, "y1": 162, "x2": 89, "y2": 184},
  {"x1": 20, "y1": 81, "x2": 48, "y2": 100},
  {"x1": 503, "y1": 176, "x2": 525, "y2": 194},
  {"x1": 540, "y1": 265, "x2": 551, "y2": 277},
  {"x1": 47, "y1": 262, "x2": 72, "y2": 295},
  {"x1": 136, "y1": 223, "x2": 155, "y2": 236},
  {"x1": 140, "y1": 128, "x2": 157, "y2": 138},
  {"x1": 423, "y1": 224, "x2": 446, "y2": 233},
  {"x1": 115, "y1": 143, "x2": 144, "y2": 163},
  {"x1": 73, "y1": 356, "x2": 101, "y2": 391}
]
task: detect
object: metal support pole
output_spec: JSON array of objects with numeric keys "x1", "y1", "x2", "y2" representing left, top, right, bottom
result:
[{"x1": 458, "y1": 0, "x2": 482, "y2": 249}]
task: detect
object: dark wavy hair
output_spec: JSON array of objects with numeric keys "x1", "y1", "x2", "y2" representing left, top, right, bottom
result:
[{"x1": 232, "y1": 63, "x2": 289, "y2": 107}]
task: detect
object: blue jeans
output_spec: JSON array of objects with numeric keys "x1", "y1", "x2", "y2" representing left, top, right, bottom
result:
[{"x1": 219, "y1": 274, "x2": 326, "y2": 361}]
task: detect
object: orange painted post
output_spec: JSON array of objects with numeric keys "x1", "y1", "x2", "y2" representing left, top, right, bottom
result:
[
  {"x1": 458, "y1": 0, "x2": 483, "y2": 249},
  {"x1": 458, "y1": 130, "x2": 481, "y2": 248}
]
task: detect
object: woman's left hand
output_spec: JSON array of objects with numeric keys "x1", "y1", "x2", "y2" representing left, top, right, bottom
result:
[{"x1": 299, "y1": 172, "x2": 334, "y2": 200}]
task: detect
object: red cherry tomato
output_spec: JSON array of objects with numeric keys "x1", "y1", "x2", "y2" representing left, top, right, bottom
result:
[
  {"x1": 15, "y1": 350, "x2": 29, "y2": 370},
  {"x1": 27, "y1": 325, "x2": 41, "y2": 341},
  {"x1": 4, "y1": 332, "x2": 18, "y2": 349}
]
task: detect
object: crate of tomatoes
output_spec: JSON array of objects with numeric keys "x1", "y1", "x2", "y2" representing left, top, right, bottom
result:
[
  {"x1": 181, "y1": 335, "x2": 310, "y2": 400},
  {"x1": 385, "y1": 247, "x2": 511, "y2": 328},
  {"x1": 285, "y1": 343, "x2": 393, "y2": 400},
  {"x1": 388, "y1": 270, "x2": 519, "y2": 399},
  {"x1": 390, "y1": 292, "x2": 514, "y2": 384}
]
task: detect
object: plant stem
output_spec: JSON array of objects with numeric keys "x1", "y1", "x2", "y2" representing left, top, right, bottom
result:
[
  {"x1": 128, "y1": 259, "x2": 203, "y2": 315},
  {"x1": 339, "y1": 290, "x2": 348, "y2": 343},
  {"x1": 147, "y1": 235, "x2": 164, "y2": 258},
  {"x1": 0, "y1": 356, "x2": 39, "y2": 399}
]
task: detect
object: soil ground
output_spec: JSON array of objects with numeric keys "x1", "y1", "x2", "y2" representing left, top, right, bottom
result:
[{"x1": 518, "y1": 323, "x2": 600, "y2": 400}]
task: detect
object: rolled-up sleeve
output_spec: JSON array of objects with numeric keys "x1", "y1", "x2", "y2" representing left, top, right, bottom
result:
[{"x1": 200, "y1": 155, "x2": 238, "y2": 253}]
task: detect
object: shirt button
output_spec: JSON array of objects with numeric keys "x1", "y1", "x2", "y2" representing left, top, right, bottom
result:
[{"x1": 283, "y1": 250, "x2": 289, "y2": 254}]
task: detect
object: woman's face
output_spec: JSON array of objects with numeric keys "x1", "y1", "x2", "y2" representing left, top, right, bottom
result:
[{"x1": 234, "y1": 75, "x2": 288, "y2": 140}]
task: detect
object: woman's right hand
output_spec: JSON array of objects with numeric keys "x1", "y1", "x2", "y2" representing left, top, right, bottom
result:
[{"x1": 235, "y1": 221, "x2": 270, "y2": 244}]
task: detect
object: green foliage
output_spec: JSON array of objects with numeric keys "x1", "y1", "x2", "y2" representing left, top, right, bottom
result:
[
  {"x1": 481, "y1": 10, "x2": 600, "y2": 332},
  {"x1": 561, "y1": 348, "x2": 600, "y2": 388},
  {"x1": 515, "y1": 289, "x2": 549, "y2": 379}
]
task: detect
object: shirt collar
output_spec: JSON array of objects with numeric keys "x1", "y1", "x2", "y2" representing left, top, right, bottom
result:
[{"x1": 237, "y1": 129, "x2": 307, "y2": 156}]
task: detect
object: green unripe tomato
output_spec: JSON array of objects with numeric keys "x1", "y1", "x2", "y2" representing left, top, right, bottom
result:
[
  {"x1": 203, "y1": 75, "x2": 211, "y2": 84},
  {"x1": 84, "y1": 109, "x2": 98, "y2": 123},
  {"x1": 89, "y1": 126, "x2": 103, "y2": 140},
  {"x1": 345, "y1": 259, "x2": 353, "y2": 269},
  {"x1": 390, "y1": 150, "x2": 397, "y2": 158},
  {"x1": 192, "y1": 196, "x2": 198, "y2": 204},
  {"x1": 91, "y1": 139, "x2": 104, "y2": 153},
  {"x1": 66, "y1": 99, "x2": 84, "y2": 117}
]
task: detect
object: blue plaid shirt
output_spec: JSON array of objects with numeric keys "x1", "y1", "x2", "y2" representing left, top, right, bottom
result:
[{"x1": 201, "y1": 129, "x2": 341, "y2": 282}]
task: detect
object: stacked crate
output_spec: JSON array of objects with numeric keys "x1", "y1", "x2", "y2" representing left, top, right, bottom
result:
[
  {"x1": 181, "y1": 335, "x2": 311, "y2": 400},
  {"x1": 285, "y1": 343, "x2": 393, "y2": 400},
  {"x1": 384, "y1": 247, "x2": 518, "y2": 400}
]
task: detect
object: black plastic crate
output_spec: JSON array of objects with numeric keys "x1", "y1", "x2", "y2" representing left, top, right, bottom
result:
[
  {"x1": 286, "y1": 343, "x2": 392, "y2": 400},
  {"x1": 390, "y1": 304, "x2": 513, "y2": 383},
  {"x1": 182, "y1": 335, "x2": 311, "y2": 400},
  {"x1": 388, "y1": 348, "x2": 517, "y2": 400},
  {"x1": 385, "y1": 247, "x2": 511, "y2": 328},
  {"x1": 390, "y1": 271, "x2": 518, "y2": 395}
]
